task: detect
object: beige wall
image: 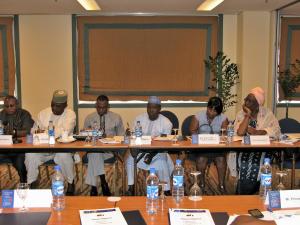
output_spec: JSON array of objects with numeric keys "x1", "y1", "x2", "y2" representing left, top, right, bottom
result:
[
  {"x1": 17, "y1": 13, "x2": 300, "y2": 132},
  {"x1": 236, "y1": 11, "x2": 272, "y2": 108},
  {"x1": 19, "y1": 15, "x2": 73, "y2": 120}
]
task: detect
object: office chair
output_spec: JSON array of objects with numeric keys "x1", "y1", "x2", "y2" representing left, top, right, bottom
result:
[
  {"x1": 81, "y1": 152, "x2": 123, "y2": 195},
  {"x1": 181, "y1": 115, "x2": 194, "y2": 136},
  {"x1": 278, "y1": 118, "x2": 300, "y2": 189},
  {"x1": 160, "y1": 110, "x2": 179, "y2": 132}
]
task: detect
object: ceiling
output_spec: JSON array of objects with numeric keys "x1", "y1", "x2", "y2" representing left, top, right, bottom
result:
[{"x1": 0, "y1": 0, "x2": 299, "y2": 15}]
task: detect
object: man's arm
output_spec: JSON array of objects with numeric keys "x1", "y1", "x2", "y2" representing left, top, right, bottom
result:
[{"x1": 17, "y1": 110, "x2": 34, "y2": 137}]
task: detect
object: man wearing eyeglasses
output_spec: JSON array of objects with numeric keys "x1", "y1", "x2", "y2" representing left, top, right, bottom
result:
[
  {"x1": 0, "y1": 95, "x2": 34, "y2": 183},
  {"x1": 83, "y1": 95, "x2": 125, "y2": 196}
]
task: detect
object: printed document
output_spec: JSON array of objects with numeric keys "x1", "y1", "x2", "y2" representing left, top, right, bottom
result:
[
  {"x1": 79, "y1": 207, "x2": 127, "y2": 225},
  {"x1": 169, "y1": 208, "x2": 215, "y2": 225}
]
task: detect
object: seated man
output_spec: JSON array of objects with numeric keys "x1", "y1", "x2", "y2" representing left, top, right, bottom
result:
[
  {"x1": 25, "y1": 90, "x2": 76, "y2": 195},
  {"x1": 126, "y1": 96, "x2": 174, "y2": 195},
  {"x1": 0, "y1": 95, "x2": 34, "y2": 183},
  {"x1": 84, "y1": 95, "x2": 125, "y2": 196},
  {"x1": 233, "y1": 87, "x2": 280, "y2": 194}
]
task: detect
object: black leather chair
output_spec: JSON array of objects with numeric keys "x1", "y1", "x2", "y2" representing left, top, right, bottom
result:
[
  {"x1": 160, "y1": 110, "x2": 179, "y2": 133},
  {"x1": 279, "y1": 118, "x2": 300, "y2": 133},
  {"x1": 279, "y1": 118, "x2": 300, "y2": 171},
  {"x1": 181, "y1": 115, "x2": 194, "y2": 136}
]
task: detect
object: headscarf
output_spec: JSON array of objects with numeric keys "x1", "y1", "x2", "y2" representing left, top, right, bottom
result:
[{"x1": 250, "y1": 87, "x2": 265, "y2": 106}]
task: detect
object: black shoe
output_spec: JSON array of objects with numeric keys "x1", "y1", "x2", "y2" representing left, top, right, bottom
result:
[
  {"x1": 126, "y1": 185, "x2": 134, "y2": 196},
  {"x1": 66, "y1": 182, "x2": 75, "y2": 196},
  {"x1": 29, "y1": 180, "x2": 39, "y2": 189},
  {"x1": 101, "y1": 182, "x2": 111, "y2": 196},
  {"x1": 90, "y1": 186, "x2": 98, "y2": 196},
  {"x1": 164, "y1": 190, "x2": 171, "y2": 196}
]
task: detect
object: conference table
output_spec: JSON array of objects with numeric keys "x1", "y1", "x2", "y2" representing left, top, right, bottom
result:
[
  {"x1": 0, "y1": 195, "x2": 267, "y2": 225},
  {"x1": 0, "y1": 136, "x2": 299, "y2": 191}
]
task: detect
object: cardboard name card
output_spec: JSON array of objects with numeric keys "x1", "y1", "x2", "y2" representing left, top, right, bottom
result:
[{"x1": 198, "y1": 134, "x2": 220, "y2": 144}]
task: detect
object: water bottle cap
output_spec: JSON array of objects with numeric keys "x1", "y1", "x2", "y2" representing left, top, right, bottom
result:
[
  {"x1": 54, "y1": 165, "x2": 61, "y2": 171},
  {"x1": 176, "y1": 159, "x2": 181, "y2": 165},
  {"x1": 149, "y1": 168, "x2": 155, "y2": 174},
  {"x1": 264, "y1": 158, "x2": 271, "y2": 163}
]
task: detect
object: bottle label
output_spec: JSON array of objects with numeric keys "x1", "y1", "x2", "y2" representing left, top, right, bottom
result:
[
  {"x1": 227, "y1": 127, "x2": 234, "y2": 137},
  {"x1": 173, "y1": 175, "x2": 183, "y2": 187},
  {"x1": 48, "y1": 129, "x2": 55, "y2": 137},
  {"x1": 0, "y1": 127, "x2": 3, "y2": 135},
  {"x1": 261, "y1": 173, "x2": 272, "y2": 187},
  {"x1": 92, "y1": 129, "x2": 98, "y2": 137},
  {"x1": 135, "y1": 129, "x2": 142, "y2": 137},
  {"x1": 52, "y1": 181, "x2": 64, "y2": 196},
  {"x1": 146, "y1": 185, "x2": 158, "y2": 199}
]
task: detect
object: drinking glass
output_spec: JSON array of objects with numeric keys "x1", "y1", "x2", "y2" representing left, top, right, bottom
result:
[
  {"x1": 189, "y1": 171, "x2": 202, "y2": 201},
  {"x1": 16, "y1": 183, "x2": 29, "y2": 212},
  {"x1": 33, "y1": 134, "x2": 40, "y2": 145},
  {"x1": 220, "y1": 128, "x2": 226, "y2": 143},
  {"x1": 84, "y1": 133, "x2": 92, "y2": 146},
  {"x1": 159, "y1": 181, "x2": 167, "y2": 212},
  {"x1": 276, "y1": 170, "x2": 288, "y2": 190},
  {"x1": 172, "y1": 129, "x2": 179, "y2": 145}
]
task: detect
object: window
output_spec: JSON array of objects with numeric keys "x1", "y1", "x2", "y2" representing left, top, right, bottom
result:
[
  {"x1": 0, "y1": 16, "x2": 16, "y2": 101},
  {"x1": 76, "y1": 16, "x2": 221, "y2": 103},
  {"x1": 278, "y1": 16, "x2": 300, "y2": 101}
]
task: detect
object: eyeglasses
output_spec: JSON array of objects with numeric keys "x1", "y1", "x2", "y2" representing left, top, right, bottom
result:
[{"x1": 4, "y1": 104, "x2": 16, "y2": 108}]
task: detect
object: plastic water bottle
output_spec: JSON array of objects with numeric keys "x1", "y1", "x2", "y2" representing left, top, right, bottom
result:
[
  {"x1": 146, "y1": 168, "x2": 159, "y2": 214},
  {"x1": 135, "y1": 121, "x2": 142, "y2": 145},
  {"x1": 227, "y1": 121, "x2": 234, "y2": 143},
  {"x1": 124, "y1": 126, "x2": 131, "y2": 144},
  {"x1": 48, "y1": 121, "x2": 55, "y2": 145},
  {"x1": 52, "y1": 165, "x2": 65, "y2": 211},
  {"x1": 172, "y1": 159, "x2": 184, "y2": 203},
  {"x1": 0, "y1": 120, "x2": 4, "y2": 135},
  {"x1": 91, "y1": 121, "x2": 99, "y2": 145},
  {"x1": 259, "y1": 158, "x2": 272, "y2": 199}
]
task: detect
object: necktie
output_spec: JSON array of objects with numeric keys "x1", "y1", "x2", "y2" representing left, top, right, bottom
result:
[{"x1": 100, "y1": 115, "x2": 105, "y2": 135}]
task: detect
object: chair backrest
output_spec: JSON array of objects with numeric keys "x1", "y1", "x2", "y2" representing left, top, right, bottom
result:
[
  {"x1": 160, "y1": 110, "x2": 179, "y2": 130},
  {"x1": 279, "y1": 118, "x2": 300, "y2": 133},
  {"x1": 181, "y1": 115, "x2": 194, "y2": 136}
]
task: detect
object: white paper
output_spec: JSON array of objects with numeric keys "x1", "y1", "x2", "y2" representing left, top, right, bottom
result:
[
  {"x1": 0, "y1": 135, "x2": 13, "y2": 145},
  {"x1": 153, "y1": 135, "x2": 174, "y2": 141},
  {"x1": 169, "y1": 208, "x2": 215, "y2": 225},
  {"x1": 14, "y1": 189, "x2": 52, "y2": 208},
  {"x1": 34, "y1": 133, "x2": 49, "y2": 144},
  {"x1": 130, "y1": 136, "x2": 152, "y2": 145},
  {"x1": 79, "y1": 207, "x2": 128, "y2": 225},
  {"x1": 279, "y1": 190, "x2": 300, "y2": 208},
  {"x1": 198, "y1": 134, "x2": 220, "y2": 144},
  {"x1": 99, "y1": 138, "x2": 121, "y2": 144},
  {"x1": 250, "y1": 135, "x2": 270, "y2": 145}
]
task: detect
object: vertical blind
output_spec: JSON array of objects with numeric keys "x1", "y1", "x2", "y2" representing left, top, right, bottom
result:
[
  {"x1": 279, "y1": 17, "x2": 300, "y2": 100},
  {"x1": 0, "y1": 17, "x2": 15, "y2": 100},
  {"x1": 77, "y1": 16, "x2": 219, "y2": 102}
]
